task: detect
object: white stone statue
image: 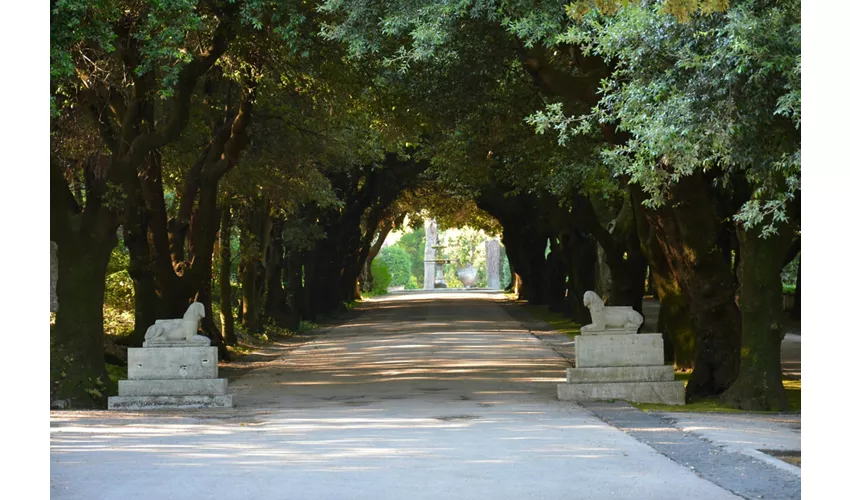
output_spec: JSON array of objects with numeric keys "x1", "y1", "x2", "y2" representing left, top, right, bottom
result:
[
  {"x1": 144, "y1": 302, "x2": 210, "y2": 345},
  {"x1": 580, "y1": 290, "x2": 643, "y2": 334}
]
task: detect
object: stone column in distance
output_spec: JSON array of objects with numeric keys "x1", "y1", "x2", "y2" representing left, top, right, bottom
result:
[
  {"x1": 424, "y1": 219, "x2": 437, "y2": 289},
  {"x1": 485, "y1": 238, "x2": 501, "y2": 290}
]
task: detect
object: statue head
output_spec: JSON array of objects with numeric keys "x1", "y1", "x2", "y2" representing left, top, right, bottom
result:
[
  {"x1": 184, "y1": 302, "x2": 206, "y2": 321},
  {"x1": 583, "y1": 291, "x2": 599, "y2": 308}
]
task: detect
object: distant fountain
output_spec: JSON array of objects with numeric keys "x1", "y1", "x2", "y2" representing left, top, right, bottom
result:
[{"x1": 424, "y1": 220, "x2": 452, "y2": 289}]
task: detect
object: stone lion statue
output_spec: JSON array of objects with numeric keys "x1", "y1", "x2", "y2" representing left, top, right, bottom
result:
[
  {"x1": 581, "y1": 290, "x2": 643, "y2": 334},
  {"x1": 144, "y1": 302, "x2": 210, "y2": 344}
]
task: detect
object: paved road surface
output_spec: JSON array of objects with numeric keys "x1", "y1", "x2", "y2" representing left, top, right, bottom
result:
[{"x1": 51, "y1": 291, "x2": 797, "y2": 499}]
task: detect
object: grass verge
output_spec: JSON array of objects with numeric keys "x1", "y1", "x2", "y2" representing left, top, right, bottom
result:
[
  {"x1": 524, "y1": 305, "x2": 582, "y2": 338},
  {"x1": 634, "y1": 374, "x2": 800, "y2": 413}
]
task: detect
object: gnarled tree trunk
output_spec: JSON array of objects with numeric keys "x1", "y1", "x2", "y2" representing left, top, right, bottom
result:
[
  {"x1": 637, "y1": 173, "x2": 741, "y2": 401},
  {"x1": 632, "y1": 186, "x2": 697, "y2": 369},
  {"x1": 50, "y1": 158, "x2": 118, "y2": 408},
  {"x1": 722, "y1": 215, "x2": 798, "y2": 411}
]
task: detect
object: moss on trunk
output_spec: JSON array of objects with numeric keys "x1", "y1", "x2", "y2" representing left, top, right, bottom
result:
[
  {"x1": 51, "y1": 236, "x2": 116, "y2": 408},
  {"x1": 632, "y1": 185, "x2": 697, "y2": 369},
  {"x1": 632, "y1": 175, "x2": 740, "y2": 401},
  {"x1": 721, "y1": 224, "x2": 796, "y2": 411}
]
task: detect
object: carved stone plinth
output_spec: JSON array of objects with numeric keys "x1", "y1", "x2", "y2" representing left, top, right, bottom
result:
[
  {"x1": 558, "y1": 333, "x2": 684, "y2": 405},
  {"x1": 108, "y1": 343, "x2": 232, "y2": 410}
]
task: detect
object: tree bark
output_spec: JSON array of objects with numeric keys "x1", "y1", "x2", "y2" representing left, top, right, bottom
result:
[
  {"x1": 219, "y1": 205, "x2": 236, "y2": 345},
  {"x1": 636, "y1": 173, "x2": 741, "y2": 400},
  {"x1": 50, "y1": 156, "x2": 119, "y2": 408},
  {"x1": 632, "y1": 186, "x2": 697, "y2": 369},
  {"x1": 545, "y1": 236, "x2": 569, "y2": 313},
  {"x1": 721, "y1": 217, "x2": 798, "y2": 411},
  {"x1": 285, "y1": 249, "x2": 306, "y2": 321},
  {"x1": 571, "y1": 193, "x2": 646, "y2": 314},
  {"x1": 263, "y1": 219, "x2": 301, "y2": 331},
  {"x1": 562, "y1": 228, "x2": 596, "y2": 325},
  {"x1": 652, "y1": 263, "x2": 696, "y2": 369},
  {"x1": 240, "y1": 199, "x2": 273, "y2": 332},
  {"x1": 792, "y1": 252, "x2": 801, "y2": 320}
]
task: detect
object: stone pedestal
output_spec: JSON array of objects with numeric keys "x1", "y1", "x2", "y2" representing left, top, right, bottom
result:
[
  {"x1": 424, "y1": 219, "x2": 437, "y2": 289},
  {"x1": 108, "y1": 344, "x2": 232, "y2": 410},
  {"x1": 558, "y1": 333, "x2": 684, "y2": 405},
  {"x1": 485, "y1": 239, "x2": 501, "y2": 290}
]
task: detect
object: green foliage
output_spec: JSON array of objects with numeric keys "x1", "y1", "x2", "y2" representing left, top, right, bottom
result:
[
  {"x1": 406, "y1": 275, "x2": 420, "y2": 290},
  {"x1": 106, "y1": 363, "x2": 128, "y2": 386},
  {"x1": 371, "y1": 257, "x2": 392, "y2": 295},
  {"x1": 530, "y1": 1, "x2": 800, "y2": 236},
  {"x1": 103, "y1": 306, "x2": 134, "y2": 338},
  {"x1": 440, "y1": 226, "x2": 491, "y2": 288},
  {"x1": 379, "y1": 245, "x2": 413, "y2": 287},
  {"x1": 396, "y1": 226, "x2": 426, "y2": 285},
  {"x1": 781, "y1": 252, "x2": 800, "y2": 290},
  {"x1": 500, "y1": 247, "x2": 512, "y2": 290},
  {"x1": 103, "y1": 243, "x2": 135, "y2": 338},
  {"x1": 104, "y1": 246, "x2": 134, "y2": 311}
]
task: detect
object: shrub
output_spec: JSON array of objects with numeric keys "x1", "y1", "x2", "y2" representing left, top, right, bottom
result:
[
  {"x1": 397, "y1": 227, "x2": 426, "y2": 284},
  {"x1": 379, "y1": 245, "x2": 413, "y2": 287},
  {"x1": 371, "y1": 257, "x2": 392, "y2": 295},
  {"x1": 406, "y1": 275, "x2": 420, "y2": 289},
  {"x1": 104, "y1": 247, "x2": 134, "y2": 310}
]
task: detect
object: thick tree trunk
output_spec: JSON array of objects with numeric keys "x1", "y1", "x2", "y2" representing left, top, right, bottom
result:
[
  {"x1": 264, "y1": 220, "x2": 284, "y2": 320},
  {"x1": 240, "y1": 200, "x2": 272, "y2": 332},
  {"x1": 51, "y1": 232, "x2": 117, "y2": 408},
  {"x1": 50, "y1": 157, "x2": 119, "y2": 408},
  {"x1": 501, "y1": 218, "x2": 548, "y2": 304},
  {"x1": 219, "y1": 205, "x2": 236, "y2": 345},
  {"x1": 190, "y1": 177, "x2": 227, "y2": 359},
  {"x1": 563, "y1": 229, "x2": 596, "y2": 325},
  {"x1": 652, "y1": 266, "x2": 696, "y2": 369},
  {"x1": 637, "y1": 174, "x2": 741, "y2": 400},
  {"x1": 632, "y1": 187, "x2": 697, "y2": 368},
  {"x1": 572, "y1": 194, "x2": 646, "y2": 314},
  {"x1": 286, "y1": 250, "x2": 305, "y2": 321},
  {"x1": 360, "y1": 217, "x2": 396, "y2": 292},
  {"x1": 721, "y1": 222, "x2": 797, "y2": 410},
  {"x1": 122, "y1": 152, "x2": 178, "y2": 346},
  {"x1": 263, "y1": 220, "x2": 301, "y2": 331},
  {"x1": 545, "y1": 236, "x2": 569, "y2": 312},
  {"x1": 792, "y1": 254, "x2": 801, "y2": 320},
  {"x1": 301, "y1": 249, "x2": 318, "y2": 321}
]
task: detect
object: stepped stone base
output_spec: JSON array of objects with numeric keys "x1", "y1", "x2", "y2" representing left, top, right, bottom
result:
[
  {"x1": 118, "y1": 378, "x2": 228, "y2": 397},
  {"x1": 108, "y1": 394, "x2": 233, "y2": 410},
  {"x1": 111, "y1": 343, "x2": 231, "y2": 411},
  {"x1": 565, "y1": 366, "x2": 673, "y2": 384},
  {"x1": 557, "y1": 381, "x2": 685, "y2": 405}
]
